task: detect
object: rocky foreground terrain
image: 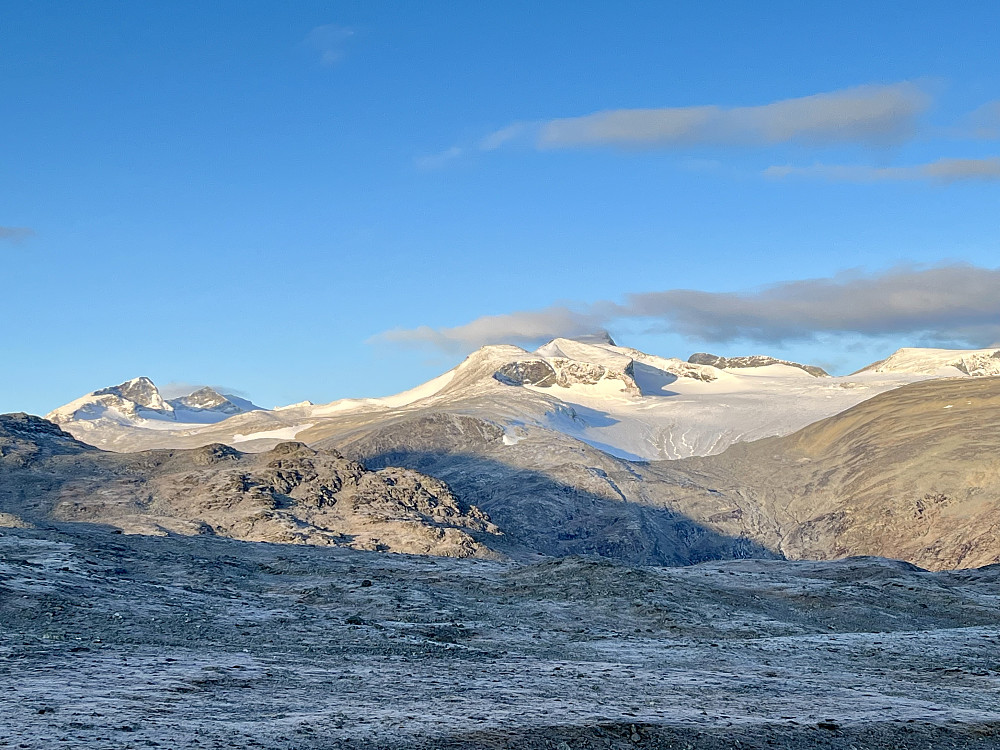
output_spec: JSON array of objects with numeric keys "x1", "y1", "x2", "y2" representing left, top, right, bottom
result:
[
  {"x1": 2, "y1": 524, "x2": 1000, "y2": 749},
  {"x1": 0, "y1": 413, "x2": 498, "y2": 559}
]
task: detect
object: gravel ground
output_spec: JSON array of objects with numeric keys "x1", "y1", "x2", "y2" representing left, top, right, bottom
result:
[{"x1": 2, "y1": 525, "x2": 999, "y2": 749}]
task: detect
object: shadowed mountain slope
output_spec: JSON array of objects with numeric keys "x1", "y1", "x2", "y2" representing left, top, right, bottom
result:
[
  {"x1": 326, "y1": 378, "x2": 1000, "y2": 570},
  {"x1": 0, "y1": 413, "x2": 774, "y2": 565}
]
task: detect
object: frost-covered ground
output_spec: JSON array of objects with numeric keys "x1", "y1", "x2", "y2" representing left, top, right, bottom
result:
[{"x1": 3, "y1": 525, "x2": 999, "y2": 749}]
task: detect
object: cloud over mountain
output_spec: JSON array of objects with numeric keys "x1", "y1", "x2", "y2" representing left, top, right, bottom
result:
[{"x1": 377, "y1": 265, "x2": 1000, "y2": 351}]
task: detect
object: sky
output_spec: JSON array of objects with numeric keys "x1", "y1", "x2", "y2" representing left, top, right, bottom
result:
[{"x1": 3, "y1": 1, "x2": 1000, "y2": 415}]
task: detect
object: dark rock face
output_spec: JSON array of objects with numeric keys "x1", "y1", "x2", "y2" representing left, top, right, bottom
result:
[
  {"x1": 494, "y1": 360, "x2": 559, "y2": 387},
  {"x1": 0, "y1": 413, "x2": 95, "y2": 462},
  {"x1": 688, "y1": 353, "x2": 829, "y2": 377},
  {"x1": 494, "y1": 358, "x2": 640, "y2": 394},
  {"x1": 0, "y1": 413, "x2": 81, "y2": 441},
  {"x1": 189, "y1": 443, "x2": 242, "y2": 466},
  {"x1": 550, "y1": 359, "x2": 609, "y2": 387}
]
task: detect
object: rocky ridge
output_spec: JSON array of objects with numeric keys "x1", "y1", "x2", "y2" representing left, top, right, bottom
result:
[
  {"x1": 0, "y1": 414, "x2": 498, "y2": 559},
  {"x1": 688, "y1": 352, "x2": 829, "y2": 377}
]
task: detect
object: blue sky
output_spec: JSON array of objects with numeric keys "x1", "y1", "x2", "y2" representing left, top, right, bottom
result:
[{"x1": 3, "y1": 1, "x2": 1000, "y2": 414}]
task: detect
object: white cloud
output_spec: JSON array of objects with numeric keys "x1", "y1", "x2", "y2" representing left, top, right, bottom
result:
[
  {"x1": 375, "y1": 306, "x2": 604, "y2": 352},
  {"x1": 535, "y1": 83, "x2": 930, "y2": 149}
]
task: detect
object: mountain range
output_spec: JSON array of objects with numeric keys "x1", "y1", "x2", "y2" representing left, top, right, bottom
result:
[
  {"x1": 45, "y1": 339, "x2": 1000, "y2": 459},
  {"x1": 5, "y1": 339, "x2": 996, "y2": 570}
]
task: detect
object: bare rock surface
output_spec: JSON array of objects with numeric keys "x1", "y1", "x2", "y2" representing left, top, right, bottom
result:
[
  {"x1": 688, "y1": 352, "x2": 829, "y2": 377},
  {"x1": 0, "y1": 414, "x2": 498, "y2": 559},
  {"x1": 1, "y1": 525, "x2": 999, "y2": 748}
]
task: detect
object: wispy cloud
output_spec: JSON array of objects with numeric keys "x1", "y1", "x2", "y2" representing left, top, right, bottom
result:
[
  {"x1": 966, "y1": 100, "x2": 1000, "y2": 139},
  {"x1": 377, "y1": 306, "x2": 606, "y2": 352},
  {"x1": 764, "y1": 157, "x2": 1000, "y2": 183},
  {"x1": 426, "y1": 82, "x2": 936, "y2": 169},
  {"x1": 478, "y1": 122, "x2": 531, "y2": 151},
  {"x1": 535, "y1": 83, "x2": 930, "y2": 149},
  {"x1": 414, "y1": 146, "x2": 466, "y2": 170},
  {"x1": 425, "y1": 82, "x2": 1000, "y2": 187},
  {"x1": 374, "y1": 265, "x2": 1000, "y2": 351},
  {"x1": 0, "y1": 226, "x2": 35, "y2": 244},
  {"x1": 303, "y1": 24, "x2": 354, "y2": 66}
]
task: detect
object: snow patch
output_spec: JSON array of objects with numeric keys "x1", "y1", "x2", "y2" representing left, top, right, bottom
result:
[{"x1": 230, "y1": 424, "x2": 314, "y2": 444}]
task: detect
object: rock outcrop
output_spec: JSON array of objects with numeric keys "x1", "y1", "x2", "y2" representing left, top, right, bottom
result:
[{"x1": 0, "y1": 415, "x2": 499, "y2": 559}]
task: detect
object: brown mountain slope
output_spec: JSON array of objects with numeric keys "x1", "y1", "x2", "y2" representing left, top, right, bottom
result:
[{"x1": 659, "y1": 376, "x2": 1000, "y2": 569}]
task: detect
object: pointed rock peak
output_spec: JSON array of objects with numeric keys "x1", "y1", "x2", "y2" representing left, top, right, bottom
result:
[
  {"x1": 167, "y1": 387, "x2": 260, "y2": 415},
  {"x1": 176, "y1": 387, "x2": 229, "y2": 409},
  {"x1": 93, "y1": 377, "x2": 170, "y2": 410}
]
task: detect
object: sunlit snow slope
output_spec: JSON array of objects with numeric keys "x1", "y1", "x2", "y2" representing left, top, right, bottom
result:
[{"x1": 46, "y1": 342, "x2": 996, "y2": 460}]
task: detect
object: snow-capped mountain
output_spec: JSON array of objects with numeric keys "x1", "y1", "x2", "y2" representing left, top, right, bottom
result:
[
  {"x1": 44, "y1": 339, "x2": 984, "y2": 460},
  {"x1": 46, "y1": 377, "x2": 262, "y2": 433},
  {"x1": 855, "y1": 347, "x2": 1000, "y2": 377}
]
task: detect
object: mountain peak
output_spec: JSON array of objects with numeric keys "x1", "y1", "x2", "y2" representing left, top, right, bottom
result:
[
  {"x1": 93, "y1": 376, "x2": 170, "y2": 410},
  {"x1": 173, "y1": 387, "x2": 228, "y2": 410},
  {"x1": 168, "y1": 387, "x2": 260, "y2": 416},
  {"x1": 47, "y1": 378, "x2": 260, "y2": 428}
]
